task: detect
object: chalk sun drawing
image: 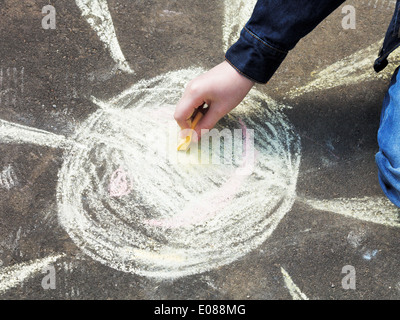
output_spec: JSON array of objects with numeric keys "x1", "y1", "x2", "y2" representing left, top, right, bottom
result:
[
  {"x1": 0, "y1": 0, "x2": 302, "y2": 280},
  {"x1": 56, "y1": 68, "x2": 301, "y2": 278}
]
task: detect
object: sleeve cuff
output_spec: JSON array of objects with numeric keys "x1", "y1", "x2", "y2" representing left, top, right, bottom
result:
[{"x1": 225, "y1": 27, "x2": 288, "y2": 84}]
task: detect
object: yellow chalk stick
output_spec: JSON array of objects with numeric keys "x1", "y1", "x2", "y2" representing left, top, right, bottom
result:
[{"x1": 177, "y1": 111, "x2": 203, "y2": 151}]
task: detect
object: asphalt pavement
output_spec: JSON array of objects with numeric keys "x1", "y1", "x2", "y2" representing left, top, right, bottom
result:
[{"x1": 0, "y1": 0, "x2": 400, "y2": 300}]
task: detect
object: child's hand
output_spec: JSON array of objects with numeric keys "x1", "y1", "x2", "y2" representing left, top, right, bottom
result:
[{"x1": 174, "y1": 61, "x2": 254, "y2": 141}]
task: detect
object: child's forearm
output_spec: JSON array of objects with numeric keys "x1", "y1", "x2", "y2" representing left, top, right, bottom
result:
[{"x1": 174, "y1": 0, "x2": 345, "y2": 136}]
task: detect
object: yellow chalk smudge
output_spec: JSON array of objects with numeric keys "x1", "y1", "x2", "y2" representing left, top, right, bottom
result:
[{"x1": 177, "y1": 110, "x2": 204, "y2": 151}]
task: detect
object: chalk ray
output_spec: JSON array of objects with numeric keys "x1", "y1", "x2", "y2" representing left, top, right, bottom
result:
[
  {"x1": 281, "y1": 267, "x2": 309, "y2": 300},
  {"x1": 0, "y1": 119, "x2": 80, "y2": 149},
  {"x1": 300, "y1": 196, "x2": 400, "y2": 228},
  {"x1": 223, "y1": 0, "x2": 257, "y2": 52},
  {"x1": 288, "y1": 39, "x2": 400, "y2": 98},
  {"x1": 75, "y1": 0, "x2": 134, "y2": 74},
  {"x1": 0, "y1": 254, "x2": 65, "y2": 293}
]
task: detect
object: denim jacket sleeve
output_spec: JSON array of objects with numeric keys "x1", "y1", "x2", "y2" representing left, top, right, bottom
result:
[{"x1": 225, "y1": 0, "x2": 345, "y2": 84}]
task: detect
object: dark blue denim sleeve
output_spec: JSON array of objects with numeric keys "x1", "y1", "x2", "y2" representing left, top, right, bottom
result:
[{"x1": 225, "y1": 0, "x2": 345, "y2": 83}]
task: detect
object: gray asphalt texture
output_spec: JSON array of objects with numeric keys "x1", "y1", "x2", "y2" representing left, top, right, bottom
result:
[{"x1": 0, "y1": 0, "x2": 400, "y2": 300}]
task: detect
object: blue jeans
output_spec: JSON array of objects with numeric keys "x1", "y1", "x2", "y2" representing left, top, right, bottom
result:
[{"x1": 376, "y1": 66, "x2": 400, "y2": 207}]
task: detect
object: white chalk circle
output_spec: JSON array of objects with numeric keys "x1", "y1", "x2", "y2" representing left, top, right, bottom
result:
[{"x1": 57, "y1": 68, "x2": 301, "y2": 279}]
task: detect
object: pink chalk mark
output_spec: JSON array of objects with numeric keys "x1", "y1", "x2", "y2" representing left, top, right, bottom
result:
[
  {"x1": 109, "y1": 167, "x2": 133, "y2": 198},
  {"x1": 145, "y1": 119, "x2": 257, "y2": 229}
]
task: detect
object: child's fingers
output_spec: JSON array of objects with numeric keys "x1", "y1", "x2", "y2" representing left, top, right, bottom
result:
[
  {"x1": 192, "y1": 104, "x2": 225, "y2": 142},
  {"x1": 173, "y1": 105, "x2": 193, "y2": 130},
  {"x1": 174, "y1": 90, "x2": 205, "y2": 130}
]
